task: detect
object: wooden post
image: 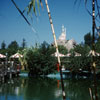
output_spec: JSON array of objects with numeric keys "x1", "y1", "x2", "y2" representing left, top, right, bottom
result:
[
  {"x1": 89, "y1": 88, "x2": 94, "y2": 100},
  {"x1": 92, "y1": 0, "x2": 98, "y2": 100},
  {"x1": 45, "y1": 0, "x2": 66, "y2": 100}
]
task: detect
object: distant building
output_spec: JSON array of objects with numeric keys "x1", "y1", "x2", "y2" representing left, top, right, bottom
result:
[{"x1": 52, "y1": 25, "x2": 77, "y2": 51}]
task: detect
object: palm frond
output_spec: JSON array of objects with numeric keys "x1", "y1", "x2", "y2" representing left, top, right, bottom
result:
[
  {"x1": 40, "y1": 0, "x2": 43, "y2": 8},
  {"x1": 37, "y1": 0, "x2": 40, "y2": 14},
  {"x1": 27, "y1": 1, "x2": 33, "y2": 15},
  {"x1": 95, "y1": 0, "x2": 100, "y2": 19},
  {"x1": 74, "y1": 0, "x2": 82, "y2": 10},
  {"x1": 84, "y1": 0, "x2": 88, "y2": 5},
  {"x1": 26, "y1": 0, "x2": 43, "y2": 17},
  {"x1": 32, "y1": 0, "x2": 37, "y2": 16},
  {"x1": 84, "y1": 0, "x2": 92, "y2": 17},
  {"x1": 11, "y1": 0, "x2": 31, "y2": 26},
  {"x1": 74, "y1": 0, "x2": 78, "y2": 5}
]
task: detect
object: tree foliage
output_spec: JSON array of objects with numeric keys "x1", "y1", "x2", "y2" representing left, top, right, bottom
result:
[
  {"x1": 26, "y1": 41, "x2": 57, "y2": 76},
  {"x1": 8, "y1": 41, "x2": 19, "y2": 49},
  {"x1": 58, "y1": 45, "x2": 68, "y2": 55},
  {"x1": 1, "y1": 41, "x2": 6, "y2": 49},
  {"x1": 84, "y1": 32, "x2": 92, "y2": 47},
  {"x1": 22, "y1": 38, "x2": 26, "y2": 49},
  {"x1": 74, "y1": 44, "x2": 90, "y2": 56}
]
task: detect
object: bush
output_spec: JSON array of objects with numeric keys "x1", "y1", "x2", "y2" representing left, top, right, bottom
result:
[{"x1": 26, "y1": 42, "x2": 57, "y2": 76}]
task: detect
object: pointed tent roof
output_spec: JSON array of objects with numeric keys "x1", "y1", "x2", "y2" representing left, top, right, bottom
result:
[
  {"x1": 52, "y1": 52, "x2": 65, "y2": 57},
  {"x1": 10, "y1": 53, "x2": 23, "y2": 58},
  {"x1": 88, "y1": 50, "x2": 100, "y2": 56},
  {"x1": 0, "y1": 54, "x2": 6, "y2": 58}
]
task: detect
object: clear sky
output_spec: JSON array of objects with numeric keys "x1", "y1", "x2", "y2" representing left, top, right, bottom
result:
[{"x1": 0, "y1": 0, "x2": 99, "y2": 47}]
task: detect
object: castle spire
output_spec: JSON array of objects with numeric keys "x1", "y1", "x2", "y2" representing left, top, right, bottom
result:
[
  {"x1": 62, "y1": 25, "x2": 65, "y2": 33},
  {"x1": 58, "y1": 25, "x2": 66, "y2": 41},
  {"x1": 62, "y1": 24, "x2": 66, "y2": 34}
]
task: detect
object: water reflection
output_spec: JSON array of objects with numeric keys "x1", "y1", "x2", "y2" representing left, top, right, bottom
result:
[{"x1": 0, "y1": 77, "x2": 100, "y2": 100}]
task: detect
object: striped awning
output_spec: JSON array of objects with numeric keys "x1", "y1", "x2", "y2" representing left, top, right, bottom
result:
[
  {"x1": 10, "y1": 53, "x2": 23, "y2": 58},
  {"x1": 0, "y1": 54, "x2": 6, "y2": 58}
]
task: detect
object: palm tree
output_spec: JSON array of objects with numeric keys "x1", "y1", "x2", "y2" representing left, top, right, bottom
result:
[
  {"x1": 75, "y1": 0, "x2": 100, "y2": 99},
  {"x1": 91, "y1": 1, "x2": 98, "y2": 100},
  {"x1": 44, "y1": 1, "x2": 66, "y2": 99},
  {"x1": 18, "y1": 49, "x2": 28, "y2": 70},
  {"x1": 75, "y1": 0, "x2": 100, "y2": 100}
]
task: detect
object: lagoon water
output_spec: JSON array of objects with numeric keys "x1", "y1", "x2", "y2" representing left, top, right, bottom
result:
[{"x1": 0, "y1": 77, "x2": 100, "y2": 100}]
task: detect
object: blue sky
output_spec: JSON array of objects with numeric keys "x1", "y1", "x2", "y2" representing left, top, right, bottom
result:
[{"x1": 0, "y1": 0, "x2": 99, "y2": 47}]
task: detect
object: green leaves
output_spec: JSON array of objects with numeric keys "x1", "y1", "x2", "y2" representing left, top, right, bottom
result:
[
  {"x1": 37, "y1": 0, "x2": 40, "y2": 15},
  {"x1": 18, "y1": 49, "x2": 28, "y2": 70},
  {"x1": 25, "y1": 41, "x2": 57, "y2": 76},
  {"x1": 64, "y1": 44, "x2": 92, "y2": 72},
  {"x1": 26, "y1": 0, "x2": 43, "y2": 17}
]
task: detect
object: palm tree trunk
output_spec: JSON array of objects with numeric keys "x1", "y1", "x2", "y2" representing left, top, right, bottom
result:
[
  {"x1": 92, "y1": 0, "x2": 98, "y2": 100},
  {"x1": 45, "y1": 0, "x2": 66, "y2": 100}
]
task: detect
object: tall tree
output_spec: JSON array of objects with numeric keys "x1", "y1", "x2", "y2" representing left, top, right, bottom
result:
[
  {"x1": 84, "y1": 32, "x2": 92, "y2": 47},
  {"x1": 7, "y1": 41, "x2": 19, "y2": 56},
  {"x1": 74, "y1": 44, "x2": 90, "y2": 56},
  {"x1": 8, "y1": 40, "x2": 19, "y2": 49},
  {"x1": 0, "y1": 41, "x2": 7, "y2": 55},
  {"x1": 92, "y1": 1, "x2": 98, "y2": 100},
  {"x1": 22, "y1": 38, "x2": 26, "y2": 49},
  {"x1": 1, "y1": 41, "x2": 6, "y2": 49}
]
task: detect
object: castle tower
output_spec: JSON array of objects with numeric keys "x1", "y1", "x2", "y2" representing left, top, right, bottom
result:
[{"x1": 51, "y1": 24, "x2": 77, "y2": 51}]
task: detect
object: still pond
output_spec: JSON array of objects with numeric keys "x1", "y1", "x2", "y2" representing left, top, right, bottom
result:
[{"x1": 0, "y1": 77, "x2": 100, "y2": 100}]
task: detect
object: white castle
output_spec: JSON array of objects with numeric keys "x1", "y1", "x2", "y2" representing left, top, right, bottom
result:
[{"x1": 52, "y1": 25, "x2": 77, "y2": 51}]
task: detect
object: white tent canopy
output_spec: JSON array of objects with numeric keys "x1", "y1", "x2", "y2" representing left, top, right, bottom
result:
[
  {"x1": 88, "y1": 50, "x2": 100, "y2": 56},
  {"x1": 10, "y1": 53, "x2": 23, "y2": 58},
  {"x1": 74, "y1": 52, "x2": 81, "y2": 57},
  {"x1": 65, "y1": 52, "x2": 81, "y2": 57},
  {"x1": 52, "y1": 52, "x2": 65, "y2": 57},
  {"x1": 0, "y1": 54, "x2": 6, "y2": 58},
  {"x1": 52, "y1": 52, "x2": 81, "y2": 57}
]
